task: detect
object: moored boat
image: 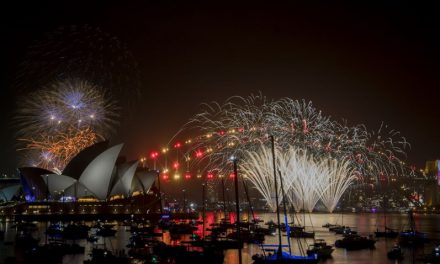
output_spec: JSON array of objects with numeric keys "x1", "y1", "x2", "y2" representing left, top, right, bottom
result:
[
  {"x1": 335, "y1": 234, "x2": 376, "y2": 250},
  {"x1": 306, "y1": 239, "x2": 334, "y2": 259},
  {"x1": 375, "y1": 227, "x2": 398, "y2": 238},
  {"x1": 253, "y1": 250, "x2": 318, "y2": 264},
  {"x1": 387, "y1": 244, "x2": 404, "y2": 260}
]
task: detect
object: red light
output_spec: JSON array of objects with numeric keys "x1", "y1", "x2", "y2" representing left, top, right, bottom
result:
[
  {"x1": 185, "y1": 172, "x2": 191, "y2": 180},
  {"x1": 195, "y1": 150, "x2": 203, "y2": 158},
  {"x1": 218, "y1": 130, "x2": 225, "y2": 136},
  {"x1": 229, "y1": 172, "x2": 236, "y2": 179},
  {"x1": 207, "y1": 172, "x2": 214, "y2": 179},
  {"x1": 172, "y1": 161, "x2": 180, "y2": 170},
  {"x1": 150, "y1": 151, "x2": 159, "y2": 159},
  {"x1": 162, "y1": 174, "x2": 169, "y2": 181},
  {"x1": 238, "y1": 127, "x2": 244, "y2": 132},
  {"x1": 174, "y1": 142, "x2": 182, "y2": 148}
]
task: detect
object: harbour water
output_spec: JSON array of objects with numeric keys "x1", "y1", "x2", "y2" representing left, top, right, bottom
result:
[{"x1": 1, "y1": 212, "x2": 439, "y2": 264}]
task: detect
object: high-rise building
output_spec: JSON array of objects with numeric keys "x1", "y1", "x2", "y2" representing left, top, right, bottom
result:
[{"x1": 424, "y1": 160, "x2": 440, "y2": 185}]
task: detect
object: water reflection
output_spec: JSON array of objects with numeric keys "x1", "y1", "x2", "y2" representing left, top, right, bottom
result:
[{"x1": 0, "y1": 212, "x2": 439, "y2": 264}]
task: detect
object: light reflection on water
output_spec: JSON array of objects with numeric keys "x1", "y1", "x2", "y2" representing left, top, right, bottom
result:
[{"x1": 1, "y1": 212, "x2": 439, "y2": 264}]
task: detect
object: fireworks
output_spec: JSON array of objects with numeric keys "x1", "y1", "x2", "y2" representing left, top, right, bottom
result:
[
  {"x1": 313, "y1": 158, "x2": 358, "y2": 213},
  {"x1": 179, "y1": 94, "x2": 411, "y2": 211},
  {"x1": 15, "y1": 78, "x2": 119, "y2": 172},
  {"x1": 15, "y1": 78, "x2": 119, "y2": 138},
  {"x1": 18, "y1": 127, "x2": 101, "y2": 174},
  {"x1": 241, "y1": 143, "x2": 357, "y2": 213},
  {"x1": 183, "y1": 94, "x2": 409, "y2": 178}
]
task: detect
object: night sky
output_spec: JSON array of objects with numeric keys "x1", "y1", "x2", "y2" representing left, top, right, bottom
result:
[{"x1": 1, "y1": 1, "x2": 439, "y2": 174}]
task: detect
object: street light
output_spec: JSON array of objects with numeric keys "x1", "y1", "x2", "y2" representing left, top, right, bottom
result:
[{"x1": 150, "y1": 151, "x2": 159, "y2": 170}]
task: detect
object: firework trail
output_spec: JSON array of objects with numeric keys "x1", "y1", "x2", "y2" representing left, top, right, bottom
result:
[{"x1": 314, "y1": 158, "x2": 358, "y2": 213}]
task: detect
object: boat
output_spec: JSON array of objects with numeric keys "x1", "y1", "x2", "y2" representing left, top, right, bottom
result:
[
  {"x1": 398, "y1": 210, "x2": 429, "y2": 246},
  {"x1": 387, "y1": 244, "x2": 404, "y2": 260},
  {"x1": 84, "y1": 248, "x2": 130, "y2": 264},
  {"x1": 45, "y1": 223, "x2": 63, "y2": 238},
  {"x1": 335, "y1": 234, "x2": 376, "y2": 250},
  {"x1": 169, "y1": 222, "x2": 197, "y2": 234},
  {"x1": 322, "y1": 223, "x2": 339, "y2": 228},
  {"x1": 375, "y1": 227, "x2": 398, "y2": 238},
  {"x1": 253, "y1": 251, "x2": 318, "y2": 264},
  {"x1": 227, "y1": 228, "x2": 265, "y2": 244},
  {"x1": 306, "y1": 239, "x2": 334, "y2": 259},
  {"x1": 334, "y1": 227, "x2": 357, "y2": 235},
  {"x1": 181, "y1": 235, "x2": 243, "y2": 250},
  {"x1": 328, "y1": 225, "x2": 344, "y2": 232},
  {"x1": 289, "y1": 229, "x2": 315, "y2": 238},
  {"x1": 254, "y1": 226, "x2": 276, "y2": 236},
  {"x1": 153, "y1": 241, "x2": 224, "y2": 264},
  {"x1": 96, "y1": 226, "x2": 117, "y2": 237},
  {"x1": 87, "y1": 235, "x2": 99, "y2": 243},
  {"x1": 62, "y1": 223, "x2": 90, "y2": 240},
  {"x1": 375, "y1": 190, "x2": 398, "y2": 239},
  {"x1": 399, "y1": 229, "x2": 429, "y2": 246}
]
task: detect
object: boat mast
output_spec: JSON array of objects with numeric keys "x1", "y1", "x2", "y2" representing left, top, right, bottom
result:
[
  {"x1": 270, "y1": 135, "x2": 282, "y2": 258},
  {"x1": 242, "y1": 179, "x2": 256, "y2": 224},
  {"x1": 221, "y1": 177, "x2": 228, "y2": 219},
  {"x1": 232, "y1": 157, "x2": 242, "y2": 264},
  {"x1": 278, "y1": 170, "x2": 292, "y2": 255},
  {"x1": 202, "y1": 182, "x2": 206, "y2": 239}
]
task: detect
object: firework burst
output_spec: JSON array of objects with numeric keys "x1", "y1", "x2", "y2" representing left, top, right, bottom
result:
[
  {"x1": 182, "y1": 94, "x2": 410, "y2": 181},
  {"x1": 179, "y1": 94, "x2": 411, "y2": 211},
  {"x1": 15, "y1": 78, "x2": 119, "y2": 172},
  {"x1": 15, "y1": 78, "x2": 119, "y2": 139},
  {"x1": 18, "y1": 127, "x2": 101, "y2": 174},
  {"x1": 240, "y1": 142, "x2": 358, "y2": 213}
]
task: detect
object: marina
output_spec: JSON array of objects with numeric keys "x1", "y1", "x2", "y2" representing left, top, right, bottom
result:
[{"x1": 1, "y1": 212, "x2": 440, "y2": 263}]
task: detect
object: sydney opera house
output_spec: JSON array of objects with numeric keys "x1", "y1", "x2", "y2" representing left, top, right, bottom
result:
[{"x1": 0, "y1": 142, "x2": 161, "y2": 220}]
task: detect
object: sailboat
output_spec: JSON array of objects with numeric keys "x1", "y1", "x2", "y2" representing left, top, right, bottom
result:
[
  {"x1": 374, "y1": 226, "x2": 398, "y2": 238},
  {"x1": 374, "y1": 192, "x2": 398, "y2": 238},
  {"x1": 398, "y1": 209, "x2": 429, "y2": 246},
  {"x1": 252, "y1": 136, "x2": 318, "y2": 264},
  {"x1": 287, "y1": 205, "x2": 315, "y2": 239}
]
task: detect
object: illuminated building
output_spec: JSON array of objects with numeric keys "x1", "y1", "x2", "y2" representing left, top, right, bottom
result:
[{"x1": 17, "y1": 142, "x2": 158, "y2": 201}]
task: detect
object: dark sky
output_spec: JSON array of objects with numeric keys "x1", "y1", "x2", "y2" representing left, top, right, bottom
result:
[{"x1": 1, "y1": 1, "x2": 439, "y2": 174}]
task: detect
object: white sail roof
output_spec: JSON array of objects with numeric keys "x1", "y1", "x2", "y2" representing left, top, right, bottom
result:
[
  {"x1": 110, "y1": 161, "x2": 139, "y2": 197},
  {"x1": 78, "y1": 144, "x2": 123, "y2": 200},
  {"x1": 133, "y1": 170, "x2": 159, "y2": 194},
  {"x1": 0, "y1": 184, "x2": 21, "y2": 201},
  {"x1": 41, "y1": 174, "x2": 76, "y2": 197}
]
